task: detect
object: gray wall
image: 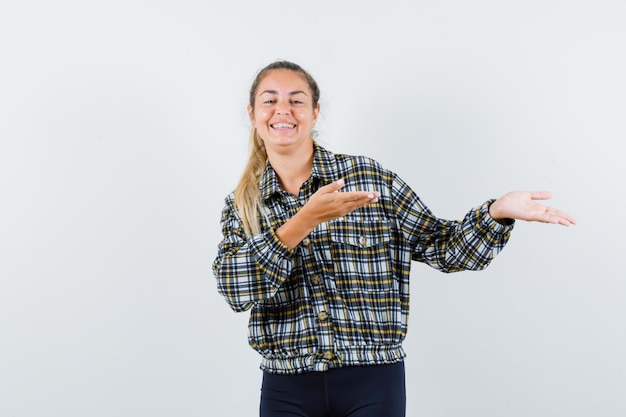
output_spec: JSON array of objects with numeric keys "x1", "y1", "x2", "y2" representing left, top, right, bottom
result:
[{"x1": 1, "y1": 1, "x2": 624, "y2": 416}]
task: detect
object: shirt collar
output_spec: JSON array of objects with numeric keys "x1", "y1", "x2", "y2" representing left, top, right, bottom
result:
[{"x1": 259, "y1": 141, "x2": 338, "y2": 201}]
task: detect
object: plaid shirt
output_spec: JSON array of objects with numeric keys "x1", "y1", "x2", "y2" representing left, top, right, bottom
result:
[{"x1": 212, "y1": 143, "x2": 514, "y2": 375}]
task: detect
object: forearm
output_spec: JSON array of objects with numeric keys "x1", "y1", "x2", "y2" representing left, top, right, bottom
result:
[
  {"x1": 275, "y1": 208, "x2": 318, "y2": 250},
  {"x1": 416, "y1": 201, "x2": 514, "y2": 273}
]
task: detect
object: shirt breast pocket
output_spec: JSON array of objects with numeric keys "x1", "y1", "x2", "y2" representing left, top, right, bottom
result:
[{"x1": 329, "y1": 216, "x2": 396, "y2": 293}]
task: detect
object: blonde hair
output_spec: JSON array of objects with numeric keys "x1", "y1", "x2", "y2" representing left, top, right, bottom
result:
[
  {"x1": 234, "y1": 128, "x2": 268, "y2": 236},
  {"x1": 234, "y1": 61, "x2": 321, "y2": 237}
]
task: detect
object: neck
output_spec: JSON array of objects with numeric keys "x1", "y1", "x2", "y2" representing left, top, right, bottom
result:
[{"x1": 267, "y1": 141, "x2": 314, "y2": 196}]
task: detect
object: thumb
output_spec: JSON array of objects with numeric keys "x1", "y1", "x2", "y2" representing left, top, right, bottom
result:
[{"x1": 530, "y1": 191, "x2": 553, "y2": 201}]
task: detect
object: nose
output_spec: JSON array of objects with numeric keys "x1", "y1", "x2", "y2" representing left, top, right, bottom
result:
[{"x1": 276, "y1": 100, "x2": 291, "y2": 115}]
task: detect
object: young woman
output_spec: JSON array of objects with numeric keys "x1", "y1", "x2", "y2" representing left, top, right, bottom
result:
[{"x1": 212, "y1": 60, "x2": 575, "y2": 417}]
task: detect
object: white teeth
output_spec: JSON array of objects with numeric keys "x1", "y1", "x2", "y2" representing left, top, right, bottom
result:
[{"x1": 271, "y1": 123, "x2": 295, "y2": 129}]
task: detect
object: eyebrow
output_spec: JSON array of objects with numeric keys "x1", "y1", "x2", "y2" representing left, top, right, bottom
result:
[{"x1": 259, "y1": 90, "x2": 308, "y2": 96}]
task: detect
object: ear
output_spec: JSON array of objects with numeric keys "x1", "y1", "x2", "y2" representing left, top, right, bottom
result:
[
  {"x1": 247, "y1": 105, "x2": 255, "y2": 125},
  {"x1": 312, "y1": 104, "x2": 320, "y2": 124}
]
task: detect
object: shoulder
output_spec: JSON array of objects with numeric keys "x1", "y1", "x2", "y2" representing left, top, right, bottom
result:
[
  {"x1": 335, "y1": 152, "x2": 393, "y2": 179},
  {"x1": 219, "y1": 192, "x2": 239, "y2": 219},
  {"x1": 223, "y1": 191, "x2": 236, "y2": 205},
  {"x1": 315, "y1": 142, "x2": 399, "y2": 182},
  {"x1": 319, "y1": 143, "x2": 385, "y2": 171}
]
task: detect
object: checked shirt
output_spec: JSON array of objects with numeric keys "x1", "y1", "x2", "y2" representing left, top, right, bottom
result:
[{"x1": 212, "y1": 142, "x2": 514, "y2": 375}]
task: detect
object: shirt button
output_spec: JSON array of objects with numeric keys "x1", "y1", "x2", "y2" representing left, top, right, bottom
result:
[
  {"x1": 310, "y1": 275, "x2": 321, "y2": 286},
  {"x1": 358, "y1": 235, "x2": 367, "y2": 247},
  {"x1": 302, "y1": 238, "x2": 311, "y2": 247},
  {"x1": 317, "y1": 311, "x2": 329, "y2": 321},
  {"x1": 323, "y1": 351, "x2": 334, "y2": 360}
]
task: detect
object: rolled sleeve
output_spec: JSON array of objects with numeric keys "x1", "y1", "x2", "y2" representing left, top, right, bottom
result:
[
  {"x1": 393, "y1": 174, "x2": 514, "y2": 273},
  {"x1": 212, "y1": 197, "x2": 296, "y2": 312}
]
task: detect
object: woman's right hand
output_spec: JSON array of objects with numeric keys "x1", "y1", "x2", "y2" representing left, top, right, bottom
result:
[
  {"x1": 276, "y1": 179, "x2": 380, "y2": 249},
  {"x1": 300, "y1": 179, "x2": 379, "y2": 226}
]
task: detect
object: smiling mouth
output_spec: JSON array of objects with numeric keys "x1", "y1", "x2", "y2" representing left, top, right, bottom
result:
[{"x1": 270, "y1": 123, "x2": 296, "y2": 129}]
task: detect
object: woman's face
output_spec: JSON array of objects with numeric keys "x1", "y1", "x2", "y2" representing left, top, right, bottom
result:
[{"x1": 249, "y1": 69, "x2": 320, "y2": 155}]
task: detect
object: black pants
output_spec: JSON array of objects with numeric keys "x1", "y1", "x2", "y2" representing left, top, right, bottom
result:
[{"x1": 260, "y1": 362, "x2": 406, "y2": 417}]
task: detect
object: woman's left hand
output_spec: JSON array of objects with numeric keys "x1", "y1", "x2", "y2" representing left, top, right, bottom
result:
[{"x1": 489, "y1": 191, "x2": 576, "y2": 226}]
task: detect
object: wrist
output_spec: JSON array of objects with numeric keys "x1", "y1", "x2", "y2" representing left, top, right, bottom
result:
[
  {"x1": 488, "y1": 199, "x2": 502, "y2": 220},
  {"x1": 276, "y1": 210, "x2": 317, "y2": 249},
  {"x1": 488, "y1": 200, "x2": 514, "y2": 225}
]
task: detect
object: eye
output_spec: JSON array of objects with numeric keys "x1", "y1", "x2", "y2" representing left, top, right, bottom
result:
[
  {"x1": 263, "y1": 99, "x2": 275, "y2": 104},
  {"x1": 291, "y1": 99, "x2": 303, "y2": 105}
]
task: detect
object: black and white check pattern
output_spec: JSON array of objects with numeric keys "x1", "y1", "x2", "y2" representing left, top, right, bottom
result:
[{"x1": 212, "y1": 143, "x2": 514, "y2": 375}]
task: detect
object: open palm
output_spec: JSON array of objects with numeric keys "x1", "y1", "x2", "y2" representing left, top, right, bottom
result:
[{"x1": 489, "y1": 191, "x2": 576, "y2": 226}]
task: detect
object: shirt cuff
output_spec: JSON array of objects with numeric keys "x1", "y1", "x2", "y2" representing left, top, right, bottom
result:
[
  {"x1": 483, "y1": 199, "x2": 515, "y2": 231},
  {"x1": 268, "y1": 227, "x2": 297, "y2": 258}
]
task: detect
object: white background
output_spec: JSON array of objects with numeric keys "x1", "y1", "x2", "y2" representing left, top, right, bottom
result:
[{"x1": 1, "y1": 1, "x2": 625, "y2": 416}]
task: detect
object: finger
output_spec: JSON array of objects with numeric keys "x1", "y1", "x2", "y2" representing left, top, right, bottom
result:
[
  {"x1": 339, "y1": 191, "x2": 380, "y2": 202},
  {"x1": 556, "y1": 210, "x2": 577, "y2": 226},
  {"x1": 541, "y1": 207, "x2": 576, "y2": 227},
  {"x1": 547, "y1": 215, "x2": 572, "y2": 227},
  {"x1": 336, "y1": 193, "x2": 380, "y2": 215},
  {"x1": 323, "y1": 179, "x2": 345, "y2": 193},
  {"x1": 544, "y1": 206, "x2": 577, "y2": 226}
]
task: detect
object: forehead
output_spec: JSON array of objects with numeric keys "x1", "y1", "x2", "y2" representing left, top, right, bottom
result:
[{"x1": 257, "y1": 69, "x2": 310, "y2": 95}]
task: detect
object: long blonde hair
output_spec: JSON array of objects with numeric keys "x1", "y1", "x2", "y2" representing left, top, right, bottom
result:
[{"x1": 234, "y1": 61, "x2": 321, "y2": 237}]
